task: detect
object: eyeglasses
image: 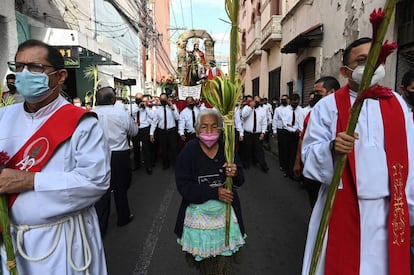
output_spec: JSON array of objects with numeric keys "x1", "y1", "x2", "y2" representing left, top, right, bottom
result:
[{"x1": 7, "y1": 61, "x2": 55, "y2": 73}]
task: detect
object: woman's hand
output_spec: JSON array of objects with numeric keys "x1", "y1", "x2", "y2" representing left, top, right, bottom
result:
[
  {"x1": 218, "y1": 187, "x2": 233, "y2": 203},
  {"x1": 223, "y1": 163, "x2": 237, "y2": 177}
]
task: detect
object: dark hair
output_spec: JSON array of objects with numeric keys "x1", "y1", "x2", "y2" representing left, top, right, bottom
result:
[
  {"x1": 16, "y1": 39, "x2": 65, "y2": 70},
  {"x1": 6, "y1": 74, "x2": 15, "y2": 80},
  {"x1": 96, "y1": 87, "x2": 115, "y2": 105},
  {"x1": 342, "y1": 37, "x2": 372, "y2": 66},
  {"x1": 290, "y1": 93, "x2": 300, "y2": 101},
  {"x1": 401, "y1": 70, "x2": 414, "y2": 89},
  {"x1": 315, "y1": 76, "x2": 340, "y2": 91}
]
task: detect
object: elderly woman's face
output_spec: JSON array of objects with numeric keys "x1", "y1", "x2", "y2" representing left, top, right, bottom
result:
[{"x1": 198, "y1": 114, "x2": 221, "y2": 134}]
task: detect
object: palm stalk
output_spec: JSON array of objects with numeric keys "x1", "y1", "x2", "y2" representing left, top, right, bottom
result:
[
  {"x1": 0, "y1": 129, "x2": 18, "y2": 275},
  {"x1": 309, "y1": 0, "x2": 397, "y2": 274},
  {"x1": 83, "y1": 65, "x2": 102, "y2": 109},
  {"x1": 203, "y1": 77, "x2": 242, "y2": 246},
  {"x1": 0, "y1": 195, "x2": 17, "y2": 274},
  {"x1": 225, "y1": 0, "x2": 240, "y2": 84}
]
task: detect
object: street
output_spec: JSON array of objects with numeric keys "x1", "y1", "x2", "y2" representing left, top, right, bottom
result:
[{"x1": 103, "y1": 150, "x2": 312, "y2": 274}]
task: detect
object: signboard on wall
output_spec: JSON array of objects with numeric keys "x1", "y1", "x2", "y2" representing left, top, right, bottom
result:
[{"x1": 57, "y1": 46, "x2": 80, "y2": 68}]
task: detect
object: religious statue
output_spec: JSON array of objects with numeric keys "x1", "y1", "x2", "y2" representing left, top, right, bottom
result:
[{"x1": 185, "y1": 40, "x2": 207, "y2": 86}]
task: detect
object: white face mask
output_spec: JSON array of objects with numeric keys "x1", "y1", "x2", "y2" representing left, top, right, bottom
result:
[
  {"x1": 74, "y1": 102, "x2": 82, "y2": 107},
  {"x1": 348, "y1": 64, "x2": 385, "y2": 87}
]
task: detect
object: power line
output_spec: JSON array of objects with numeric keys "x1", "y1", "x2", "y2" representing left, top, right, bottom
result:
[
  {"x1": 179, "y1": 0, "x2": 186, "y2": 28},
  {"x1": 190, "y1": 0, "x2": 193, "y2": 29}
]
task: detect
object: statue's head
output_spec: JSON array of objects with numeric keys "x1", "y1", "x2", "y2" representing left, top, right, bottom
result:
[{"x1": 192, "y1": 38, "x2": 200, "y2": 50}]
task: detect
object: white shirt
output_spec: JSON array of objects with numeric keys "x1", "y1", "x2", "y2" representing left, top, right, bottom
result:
[
  {"x1": 272, "y1": 105, "x2": 288, "y2": 133},
  {"x1": 178, "y1": 106, "x2": 200, "y2": 135},
  {"x1": 278, "y1": 105, "x2": 304, "y2": 132},
  {"x1": 150, "y1": 104, "x2": 180, "y2": 135},
  {"x1": 301, "y1": 90, "x2": 414, "y2": 275},
  {"x1": 94, "y1": 105, "x2": 139, "y2": 151},
  {"x1": 234, "y1": 106, "x2": 243, "y2": 135},
  {"x1": 0, "y1": 96, "x2": 110, "y2": 274},
  {"x1": 241, "y1": 105, "x2": 267, "y2": 134},
  {"x1": 297, "y1": 106, "x2": 313, "y2": 132},
  {"x1": 264, "y1": 103, "x2": 273, "y2": 124},
  {"x1": 136, "y1": 106, "x2": 154, "y2": 129}
]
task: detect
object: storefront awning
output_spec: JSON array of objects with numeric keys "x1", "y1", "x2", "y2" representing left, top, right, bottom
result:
[{"x1": 281, "y1": 24, "x2": 323, "y2": 54}]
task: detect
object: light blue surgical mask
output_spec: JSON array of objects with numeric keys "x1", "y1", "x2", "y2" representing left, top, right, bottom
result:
[{"x1": 15, "y1": 69, "x2": 58, "y2": 103}]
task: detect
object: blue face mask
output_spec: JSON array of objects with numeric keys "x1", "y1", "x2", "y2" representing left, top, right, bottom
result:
[{"x1": 15, "y1": 69, "x2": 56, "y2": 103}]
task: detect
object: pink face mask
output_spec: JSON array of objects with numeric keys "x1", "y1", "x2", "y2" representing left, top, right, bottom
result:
[{"x1": 199, "y1": 133, "x2": 220, "y2": 148}]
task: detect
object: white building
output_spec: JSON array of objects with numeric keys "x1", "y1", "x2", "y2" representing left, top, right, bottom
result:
[{"x1": 1, "y1": 0, "x2": 147, "y2": 100}]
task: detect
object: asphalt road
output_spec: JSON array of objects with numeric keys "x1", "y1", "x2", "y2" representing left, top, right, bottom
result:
[{"x1": 103, "y1": 150, "x2": 312, "y2": 275}]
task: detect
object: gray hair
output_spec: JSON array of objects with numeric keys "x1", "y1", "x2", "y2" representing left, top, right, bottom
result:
[{"x1": 194, "y1": 109, "x2": 223, "y2": 131}]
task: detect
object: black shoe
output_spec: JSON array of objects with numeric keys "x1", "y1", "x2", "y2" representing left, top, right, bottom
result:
[
  {"x1": 117, "y1": 214, "x2": 134, "y2": 227},
  {"x1": 261, "y1": 165, "x2": 269, "y2": 173},
  {"x1": 162, "y1": 165, "x2": 170, "y2": 170},
  {"x1": 146, "y1": 168, "x2": 153, "y2": 175},
  {"x1": 283, "y1": 173, "x2": 289, "y2": 177}
]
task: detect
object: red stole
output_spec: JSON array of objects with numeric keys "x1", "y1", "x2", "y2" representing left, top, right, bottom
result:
[
  {"x1": 325, "y1": 85, "x2": 410, "y2": 274},
  {"x1": 300, "y1": 111, "x2": 311, "y2": 140},
  {"x1": 5, "y1": 104, "x2": 96, "y2": 208}
]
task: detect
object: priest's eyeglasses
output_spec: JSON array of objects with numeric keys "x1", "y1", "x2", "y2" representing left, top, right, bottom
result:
[{"x1": 7, "y1": 62, "x2": 55, "y2": 73}]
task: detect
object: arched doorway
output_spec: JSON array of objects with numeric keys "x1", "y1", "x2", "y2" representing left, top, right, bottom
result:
[{"x1": 176, "y1": 29, "x2": 215, "y2": 85}]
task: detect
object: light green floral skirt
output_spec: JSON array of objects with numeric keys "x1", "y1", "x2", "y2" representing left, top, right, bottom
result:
[{"x1": 177, "y1": 200, "x2": 246, "y2": 261}]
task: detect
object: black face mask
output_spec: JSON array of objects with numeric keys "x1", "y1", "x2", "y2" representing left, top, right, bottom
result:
[
  {"x1": 255, "y1": 101, "x2": 260, "y2": 108},
  {"x1": 281, "y1": 99, "x2": 288, "y2": 106},
  {"x1": 160, "y1": 100, "x2": 168, "y2": 106},
  {"x1": 187, "y1": 104, "x2": 195, "y2": 109},
  {"x1": 7, "y1": 83, "x2": 16, "y2": 91},
  {"x1": 291, "y1": 103, "x2": 298, "y2": 109},
  {"x1": 135, "y1": 98, "x2": 142, "y2": 105},
  {"x1": 406, "y1": 92, "x2": 414, "y2": 106},
  {"x1": 309, "y1": 94, "x2": 323, "y2": 107}
]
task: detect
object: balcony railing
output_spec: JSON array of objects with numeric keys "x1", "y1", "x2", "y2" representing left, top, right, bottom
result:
[
  {"x1": 246, "y1": 37, "x2": 262, "y2": 64},
  {"x1": 261, "y1": 15, "x2": 283, "y2": 50},
  {"x1": 237, "y1": 56, "x2": 247, "y2": 72}
]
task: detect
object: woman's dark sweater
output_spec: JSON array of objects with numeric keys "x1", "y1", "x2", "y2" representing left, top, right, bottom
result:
[{"x1": 174, "y1": 139, "x2": 245, "y2": 238}]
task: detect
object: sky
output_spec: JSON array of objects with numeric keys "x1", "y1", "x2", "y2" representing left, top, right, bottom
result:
[{"x1": 169, "y1": 0, "x2": 231, "y2": 61}]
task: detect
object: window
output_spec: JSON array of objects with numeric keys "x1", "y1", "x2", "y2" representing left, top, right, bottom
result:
[
  {"x1": 268, "y1": 68, "x2": 281, "y2": 100},
  {"x1": 252, "y1": 77, "x2": 260, "y2": 97}
]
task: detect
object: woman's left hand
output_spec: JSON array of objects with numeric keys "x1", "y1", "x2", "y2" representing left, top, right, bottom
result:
[{"x1": 223, "y1": 163, "x2": 237, "y2": 177}]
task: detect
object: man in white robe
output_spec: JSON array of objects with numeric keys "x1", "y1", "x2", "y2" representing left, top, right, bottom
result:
[
  {"x1": 0, "y1": 39, "x2": 110, "y2": 274},
  {"x1": 301, "y1": 37, "x2": 414, "y2": 275}
]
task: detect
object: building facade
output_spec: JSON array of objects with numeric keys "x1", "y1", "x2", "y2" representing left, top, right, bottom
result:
[
  {"x1": 1, "y1": 0, "x2": 172, "y2": 100},
  {"x1": 238, "y1": 0, "x2": 414, "y2": 105}
]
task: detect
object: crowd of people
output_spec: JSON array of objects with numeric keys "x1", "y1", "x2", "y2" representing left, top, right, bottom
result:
[{"x1": 1, "y1": 36, "x2": 414, "y2": 274}]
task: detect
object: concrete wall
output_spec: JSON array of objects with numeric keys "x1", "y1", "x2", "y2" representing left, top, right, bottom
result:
[
  {"x1": 280, "y1": 0, "x2": 397, "y2": 91},
  {"x1": 0, "y1": 2, "x2": 18, "y2": 86}
]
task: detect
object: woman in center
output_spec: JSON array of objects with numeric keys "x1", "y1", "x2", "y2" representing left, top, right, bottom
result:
[{"x1": 174, "y1": 109, "x2": 246, "y2": 275}]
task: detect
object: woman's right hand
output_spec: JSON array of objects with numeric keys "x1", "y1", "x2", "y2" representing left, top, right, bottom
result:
[{"x1": 218, "y1": 187, "x2": 233, "y2": 203}]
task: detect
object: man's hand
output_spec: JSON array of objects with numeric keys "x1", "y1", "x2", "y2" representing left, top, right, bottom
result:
[
  {"x1": 0, "y1": 168, "x2": 35, "y2": 193},
  {"x1": 180, "y1": 135, "x2": 186, "y2": 141},
  {"x1": 293, "y1": 159, "x2": 302, "y2": 178},
  {"x1": 259, "y1": 133, "x2": 265, "y2": 141},
  {"x1": 150, "y1": 135, "x2": 155, "y2": 143},
  {"x1": 333, "y1": 132, "x2": 359, "y2": 154}
]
